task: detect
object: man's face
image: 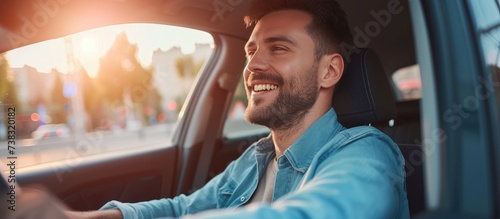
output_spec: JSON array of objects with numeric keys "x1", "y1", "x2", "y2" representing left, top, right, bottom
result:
[{"x1": 244, "y1": 10, "x2": 320, "y2": 130}]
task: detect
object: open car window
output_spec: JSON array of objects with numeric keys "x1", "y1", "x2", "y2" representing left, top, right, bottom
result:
[{"x1": 0, "y1": 24, "x2": 214, "y2": 169}]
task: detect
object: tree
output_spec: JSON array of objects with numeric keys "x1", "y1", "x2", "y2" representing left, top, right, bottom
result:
[
  {"x1": 174, "y1": 55, "x2": 204, "y2": 79},
  {"x1": 0, "y1": 55, "x2": 8, "y2": 100},
  {"x1": 174, "y1": 55, "x2": 205, "y2": 108},
  {"x1": 0, "y1": 54, "x2": 20, "y2": 138},
  {"x1": 96, "y1": 32, "x2": 157, "y2": 105},
  {"x1": 0, "y1": 54, "x2": 20, "y2": 111},
  {"x1": 96, "y1": 32, "x2": 131, "y2": 104},
  {"x1": 95, "y1": 32, "x2": 163, "y2": 126},
  {"x1": 50, "y1": 72, "x2": 68, "y2": 124},
  {"x1": 81, "y1": 64, "x2": 104, "y2": 130}
]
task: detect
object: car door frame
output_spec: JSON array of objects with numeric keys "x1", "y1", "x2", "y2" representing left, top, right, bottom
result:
[{"x1": 411, "y1": 0, "x2": 500, "y2": 218}]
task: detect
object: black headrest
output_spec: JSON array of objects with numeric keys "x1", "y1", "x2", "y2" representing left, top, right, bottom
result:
[{"x1": 332, "y1": 48, "x2": 397, "y2": 127}]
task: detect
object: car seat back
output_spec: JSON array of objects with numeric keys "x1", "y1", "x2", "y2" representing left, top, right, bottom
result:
[{"x1": 333, "y1": 48, "x2": 425, "y2": 216}]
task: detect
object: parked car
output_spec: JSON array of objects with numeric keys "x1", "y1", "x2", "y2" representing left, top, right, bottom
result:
[
  {"x1": 31, "y1": 124, "x2": 71, "y2": 140},
  {"x1": 0, "y1": 0, "x2": 498, "y2": 218}
]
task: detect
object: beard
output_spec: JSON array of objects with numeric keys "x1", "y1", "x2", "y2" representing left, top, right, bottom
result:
[{"x1": 244, "y1": 63, "x2": 319, "y2": 131}]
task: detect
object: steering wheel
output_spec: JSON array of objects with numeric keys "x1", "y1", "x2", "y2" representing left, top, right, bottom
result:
[
  {"x1": 0, "y1": 170, "x2": 75, "y2": 219},
  {"x1": 0, "y1": 170, "x2": 8, "y2": 185},
  {"x1": 1, "y1": 171, "x2": 16, "y2": 216}
]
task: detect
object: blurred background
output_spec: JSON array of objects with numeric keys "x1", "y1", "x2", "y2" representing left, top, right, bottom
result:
[{"x1": 0, "y1": 24, "x2": 215, "y2": 168}]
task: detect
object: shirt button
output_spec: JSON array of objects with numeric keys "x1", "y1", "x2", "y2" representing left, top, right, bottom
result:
[{"x1": 240, "y1": 197, "x2": 246, "y2": 202}]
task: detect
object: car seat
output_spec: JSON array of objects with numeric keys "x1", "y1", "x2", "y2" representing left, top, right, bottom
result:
[{"x1": 333, "y1": 48, "x2": 425, "y2": 216}]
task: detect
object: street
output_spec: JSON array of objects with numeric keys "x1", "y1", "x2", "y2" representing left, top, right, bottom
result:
[
  {"x1": 0, "y1": 119, "x2": 269, "y2": 171},
  {"x1": 0, "y1": 123, "x2": 177, "y2": 170}
]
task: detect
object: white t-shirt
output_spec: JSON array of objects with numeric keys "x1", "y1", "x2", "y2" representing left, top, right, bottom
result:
[{"x1": 249, "y1": 159, "x2": 279, "y2": 203}]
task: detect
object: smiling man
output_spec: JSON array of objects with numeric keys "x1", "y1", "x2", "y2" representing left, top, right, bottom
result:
[
  {"x1": 95, "y1": 0, "x2": 409, "y2": 218},
  {"x1": 97, "y1": 0, "x2": 409, "y2": 218},
  {"x1": 243, "y1": 9, "x2": 342, "y2": 160},
  {"x1": 7, "y1": 0, "x2": 409, "y2": 219}
]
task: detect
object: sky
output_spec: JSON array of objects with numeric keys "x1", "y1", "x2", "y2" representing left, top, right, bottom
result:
[{"x1": 5, "y1": 24, "x2": 214, "y2": 77}]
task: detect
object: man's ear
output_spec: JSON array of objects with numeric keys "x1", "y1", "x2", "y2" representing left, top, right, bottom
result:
[{"x1": 319, "y1": 53, "x2": 344, "y2": 89}]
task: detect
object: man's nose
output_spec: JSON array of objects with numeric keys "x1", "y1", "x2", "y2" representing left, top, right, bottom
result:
[{"x1": 246, "y1": 50, "x2": 269, "y2": 73}]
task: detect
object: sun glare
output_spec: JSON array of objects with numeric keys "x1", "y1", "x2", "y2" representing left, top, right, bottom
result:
[
  {"x1": 6, "y1": 39, "x2": 68, "y2": 73},
  {"x1": 73, "y1": 34, "x2": 101, "y2": 78},
  {"x1": 5, "y1": 24, "x2": 214, "y2": 78},
  {"x1": 80, "y1": 37, "x2": 99, "y2": 56}
]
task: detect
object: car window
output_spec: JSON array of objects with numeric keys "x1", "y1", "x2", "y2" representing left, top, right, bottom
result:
[
  {"x1": 0, "y1": 24, "x2": 214, "y2": 168},
  {"x1": 392, "y1": 64, "x2": 422, "y2": 101},
  {"x1": 223, "y1": 77, "x2": 270, "y2": 139},
  {"x1": 468, "y1": 0, "x2": 500, "y2": 110}
]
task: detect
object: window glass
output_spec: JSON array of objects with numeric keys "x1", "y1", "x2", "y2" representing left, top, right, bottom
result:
[
  {"x1": 223, "y1": 77, "x2": 269, "y2": 138},
  {"x1": 469, "y1": 1, "x2": 500, "y2": 111},
  {"x1": 0, "y1": 24, "x2": 214, "y2": 168},
  {"x1": 392, "y1": 64, "x2": 422, "y2": 101}
]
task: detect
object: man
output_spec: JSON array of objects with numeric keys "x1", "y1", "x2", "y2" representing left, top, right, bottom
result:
[
  {"x1": 92, "y1": 0, "x2": 408, "y2": 218},
  {"x1": 11, "y1": 0, "x2": 410, "y2": 218}
]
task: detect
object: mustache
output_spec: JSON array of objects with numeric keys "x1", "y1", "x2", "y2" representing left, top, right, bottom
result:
[{"x1": 247, "y1": 72, "x2": 284, "y2": 85}]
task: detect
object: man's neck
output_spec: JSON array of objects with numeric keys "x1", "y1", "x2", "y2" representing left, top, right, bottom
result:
[
  {"x1": 271, "y1": 120, "x2": 306, "y2": 159},
  {"x1": 271, "y1": 107, "x2": 330, "y2": 159}
]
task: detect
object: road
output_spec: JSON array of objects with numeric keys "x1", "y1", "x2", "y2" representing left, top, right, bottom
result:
[
  {"x1": 0, "y1": 119, "x2": 269, "y2": 170},
  {"x1": 0, "y1": 123, "x2": 177, "y2": 169}
]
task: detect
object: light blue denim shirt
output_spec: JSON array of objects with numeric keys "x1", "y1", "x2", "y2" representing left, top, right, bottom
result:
[{"x1": 101, "y1": 108, "x2": 410, "y2": 219}]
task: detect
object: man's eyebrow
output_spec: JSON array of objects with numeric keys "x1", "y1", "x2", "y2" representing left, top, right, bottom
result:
[
  {"x1": 265, "y1": 36, "x2": 296, "y2": 45},
  {"x1": 245, "y1": 36, "x2": 297, "y2": 50}
]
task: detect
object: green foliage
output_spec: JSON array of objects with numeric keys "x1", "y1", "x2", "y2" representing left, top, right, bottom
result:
[
  {"x1": 175, "y1": 57, "x2": 186, "y2": 79},
  {"x1": 175, "y1": 55, "x2": 205, "y2": 79},
  {"x1": 0, "y1": 54, "x2": 20, "y2": 130},
  {"x1": 0, "y1": 55, "x2": 8, "y2": 100},
  {"x1": 0, "y1": 54, "x2": 20, "y2": 108}
]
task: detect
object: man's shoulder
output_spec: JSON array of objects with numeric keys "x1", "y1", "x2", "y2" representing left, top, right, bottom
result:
[
  {"x1": 335, "y1": 125, "x2": 393, "y2": 144},
  {"x1": 319, "y1": 125, "x2": 399, "y2": 159}
]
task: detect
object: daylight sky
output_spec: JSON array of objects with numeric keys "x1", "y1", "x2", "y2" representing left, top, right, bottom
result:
[{"x1": 5, "y1": 24, "x2": 214, "y2": 77}]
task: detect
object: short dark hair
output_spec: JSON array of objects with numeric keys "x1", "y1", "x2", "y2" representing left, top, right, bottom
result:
[{"x1": 244, "y1": 0, "x2": 353, "y2": 61}]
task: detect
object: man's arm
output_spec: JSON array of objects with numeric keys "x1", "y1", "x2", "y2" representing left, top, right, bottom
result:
[
  {"x1": 96, "y1": 163, "x2": 236, "y2": 219},
  {"x1": 0, "y1": 186, "x2": 123, "y2": 219},
  {"x1": 5, "y1": 143, "x2": 258, "y2": 219},
  {"x1": 2, "y1": 187, "x2": 70, "y2": 219},
  {"x1": 65, "y1": 209, "x2": 123, "y2": 219},
  {"x1": 177, "y1": 132, "x2": 408, "y2": 219}
]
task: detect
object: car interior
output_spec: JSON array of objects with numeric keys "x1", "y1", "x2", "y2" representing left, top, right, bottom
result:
[{"x1": 0, "y1": 0, "x2": 480, "y2": 217}]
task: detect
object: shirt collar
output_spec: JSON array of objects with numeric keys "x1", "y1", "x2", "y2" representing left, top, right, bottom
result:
[
  {"x1": 255, "y1": 134, "x2": 274, "y2": 154},
  {"x1": 282, "y1": 108, "x2": 345, "y2": 172}
]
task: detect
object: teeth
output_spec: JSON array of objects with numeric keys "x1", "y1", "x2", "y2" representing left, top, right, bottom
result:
[{"x1": 253, "y1": 84, "x2": 277, "y2": 92}]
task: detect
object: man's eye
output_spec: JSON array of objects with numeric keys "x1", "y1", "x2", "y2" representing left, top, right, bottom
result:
[
  {"x1": 272, "y1": 46, "x2": 286, "y2": 52},
  {"x1": 245, "y1": 51, "x2": 255, "y2": 58}
]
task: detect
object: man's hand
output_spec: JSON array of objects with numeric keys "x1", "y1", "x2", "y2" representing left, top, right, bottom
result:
[
  {"x1": 0, "y1": 186, "x2": 123, "y2": 219},
  {"x1": 1, "y1": 186, "x2": 70, "y2": 219}
]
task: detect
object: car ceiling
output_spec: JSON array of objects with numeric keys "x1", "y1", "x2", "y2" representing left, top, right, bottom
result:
[{"x1": 0, "y1": 0, "x2": 414, "y2": 76}]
